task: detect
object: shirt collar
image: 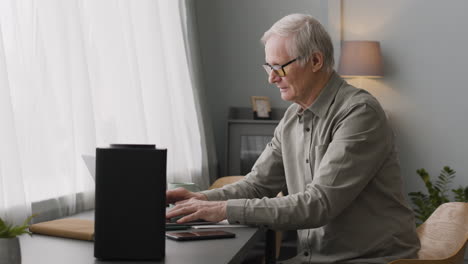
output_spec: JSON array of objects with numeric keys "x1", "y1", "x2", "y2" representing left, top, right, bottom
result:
[{"x1": 296, "y1": 71, "x2": 344, "y2": 119}]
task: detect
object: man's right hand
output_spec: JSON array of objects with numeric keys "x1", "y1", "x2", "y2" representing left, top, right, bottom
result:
[{"x1": 166, "y1": 187, "x2": 207, "y2": 205}]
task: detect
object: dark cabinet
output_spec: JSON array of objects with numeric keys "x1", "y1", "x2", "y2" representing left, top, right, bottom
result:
[{"x1": 226, "y1": 107, "x2": 285, "y2": 176}]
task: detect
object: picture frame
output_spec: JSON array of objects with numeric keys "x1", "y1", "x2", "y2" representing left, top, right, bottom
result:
[{"x1": 250, "y1": 96, "x2": 271, "y2": 120}]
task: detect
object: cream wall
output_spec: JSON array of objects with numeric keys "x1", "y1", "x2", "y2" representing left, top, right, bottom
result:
[{"x1": 342, "y1": 0, "x2": 468, "y2": 193}]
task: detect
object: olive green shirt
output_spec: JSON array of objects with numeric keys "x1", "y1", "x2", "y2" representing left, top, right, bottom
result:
[{"x1": 202, "y1": 72, "x2": 420, "y2": 263}]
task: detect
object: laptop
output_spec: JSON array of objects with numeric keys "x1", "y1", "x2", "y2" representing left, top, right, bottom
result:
[{"x1": 82, "y1": 154, "x2": 96, "y2": 180}]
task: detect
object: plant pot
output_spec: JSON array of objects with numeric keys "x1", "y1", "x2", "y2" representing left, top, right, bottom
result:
[{"x1": 0, "y1": 237, "x2": 21, "y2": 264}]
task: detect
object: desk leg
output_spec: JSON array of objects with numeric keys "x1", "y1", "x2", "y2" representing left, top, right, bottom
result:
[{"x1": 265, "y1": 229, "x2": 276, "y2": 264}]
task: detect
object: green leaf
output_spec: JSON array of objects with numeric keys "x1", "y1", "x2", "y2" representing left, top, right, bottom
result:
[
  {"x1": 410, "y1": 166, "x2": 466, "y2": 226},
  {"x1": 22, "y1": 214, "x2": 36, "y2": 226},
  {"x1": 454, "y1": 186, "x2": 468, "y2": 202},
  {"x1": 0, "y1": 229, "x2": 10, "y2": 237},
  {"x1": 417, "y1": 169, "x2": 430, "y2": 184},
  {"x1": 435, "y1": 166, "x2": 455, "y2": 199},
  {"x1": 0, "y1": 218, "x2": 6, "y2": 231},
  {"x1": 0, "y1": 215, "x2": 36, "y2": 238}
]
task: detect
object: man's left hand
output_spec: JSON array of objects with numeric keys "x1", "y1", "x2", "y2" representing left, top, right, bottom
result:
[{"x1": 166, "y1": 198, "x2": 228, "y2": 223}]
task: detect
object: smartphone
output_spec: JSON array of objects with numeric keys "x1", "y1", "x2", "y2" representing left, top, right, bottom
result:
[{"x1": 165, "y1": 230, "x2": 236, "y2": 241}]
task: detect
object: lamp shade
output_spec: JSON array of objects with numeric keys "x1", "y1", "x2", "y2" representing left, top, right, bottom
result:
[{"x1": 338, "y1": 41, "x2": 383, "y2": 78}]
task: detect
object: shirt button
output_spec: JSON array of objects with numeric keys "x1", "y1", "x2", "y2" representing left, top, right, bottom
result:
[
  {"x1": 304, "y1": 251, "x2": 309, "y2": 256},
  {"x1": 306, "y1": 159, "x2": 309, "y2": 163},
  {"x1": 305, "y1": 128, "x2": 310, "y2": 132}
]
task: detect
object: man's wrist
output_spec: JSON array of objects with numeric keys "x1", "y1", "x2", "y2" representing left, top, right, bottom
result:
[
  {"x1": 221, "y1": 201, "x2": 228, "y2": 219},
  {"x1": 196, "y1": 192, "x2": 208, "y2": 201},
  {"x1": 226, "y1": 199, "x2": 247, "y2": 224}
]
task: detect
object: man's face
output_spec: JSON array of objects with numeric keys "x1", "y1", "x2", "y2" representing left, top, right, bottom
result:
[{"x1": 264, "y1": 35, "x2": 316, "y2": 106}]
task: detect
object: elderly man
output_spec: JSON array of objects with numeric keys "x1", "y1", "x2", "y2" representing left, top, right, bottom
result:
[{"x1": 167, "y1": 14, "x2": 420, "y2": 263}]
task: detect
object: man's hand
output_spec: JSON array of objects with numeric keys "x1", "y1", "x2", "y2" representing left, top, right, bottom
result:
[
  {"x1": 166, "y1": 187, "x2": 207, "y2": 205},
  {"x1": 166, "y1": 198, "x2": 228, "y2": 223}
]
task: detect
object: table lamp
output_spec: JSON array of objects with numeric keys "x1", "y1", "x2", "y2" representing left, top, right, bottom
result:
[{"x1": 338, "y1": 41, "x2": 383, "y2": 78}]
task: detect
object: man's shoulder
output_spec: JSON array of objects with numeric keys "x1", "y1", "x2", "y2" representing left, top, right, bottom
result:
[
  {"x1": 334, "y1": 83, "x2": 383, "y2": 114},
  {"x1": 273, "y1": 104, "x2": 301, "y2": 131},
  {"x1": 283, "y1": 104, "x2": 300, "y2": 117}
]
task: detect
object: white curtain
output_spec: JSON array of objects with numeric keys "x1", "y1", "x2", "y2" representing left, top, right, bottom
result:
[
  {"x1": 180, "y1": 0, "x2": 218, "y2": 187},
  {"x1": 0, "y1": 0, "x2": 207, "y2": 224}
]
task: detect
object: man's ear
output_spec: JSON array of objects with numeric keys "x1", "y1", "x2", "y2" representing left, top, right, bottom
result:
[{"x1": 310, "y1": 52, "x2": 324, "y2": 72}]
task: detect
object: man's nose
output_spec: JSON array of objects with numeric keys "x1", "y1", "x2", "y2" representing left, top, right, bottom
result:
[{"x1": 268, "y1": 71, "x2": 281, "y2": 84}]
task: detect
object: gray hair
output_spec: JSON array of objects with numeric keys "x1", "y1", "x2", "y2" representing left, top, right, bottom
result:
[{"x1": 261, "y1": 14, "x2": 334, "y2": 72}]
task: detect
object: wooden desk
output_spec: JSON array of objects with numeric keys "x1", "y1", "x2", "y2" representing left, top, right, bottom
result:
[{"x1": 20, "y1": 210, "x2": 267, "y2": 264}]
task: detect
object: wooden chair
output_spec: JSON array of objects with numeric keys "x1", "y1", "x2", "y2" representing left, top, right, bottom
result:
[
  {"x1": 389, "y1": 202, "x2": 468, "y2": 264},
  {"x1": 208, "y1": 176, "x2": 284, "y2": 260},
  {"x1": 208, "y1": 176, "x2": 245, "y2": 190}
]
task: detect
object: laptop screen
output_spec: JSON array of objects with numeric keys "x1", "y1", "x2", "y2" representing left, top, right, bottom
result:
[{"x1": 81, "y1": 154, "x2": 96, "y2": 180}]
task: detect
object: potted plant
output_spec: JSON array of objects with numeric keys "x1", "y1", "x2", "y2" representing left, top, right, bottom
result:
[
  {"x1": 409, "y1": 166, "x2": 468, "y2": 225},
  {"x1": 0, "y1": 215, "x2": 35, "y2": 264}
]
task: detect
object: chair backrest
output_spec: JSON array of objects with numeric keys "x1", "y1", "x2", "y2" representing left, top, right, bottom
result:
[
  {"x1": 416, "y1": 202, "x2": 468, "y2": 260},
  {"x1": 208, "y1": 176, "x2": 244, "y2": 190}
]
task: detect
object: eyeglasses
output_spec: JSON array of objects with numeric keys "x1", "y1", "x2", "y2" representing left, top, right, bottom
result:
[{"x1": 262, "y1": 58, "x2": 298, "y2": 77}]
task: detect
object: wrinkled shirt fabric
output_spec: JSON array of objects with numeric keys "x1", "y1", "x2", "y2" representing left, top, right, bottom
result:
[{"x1": 202, "y1": 72, "x2": 420, "y2": 264}]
